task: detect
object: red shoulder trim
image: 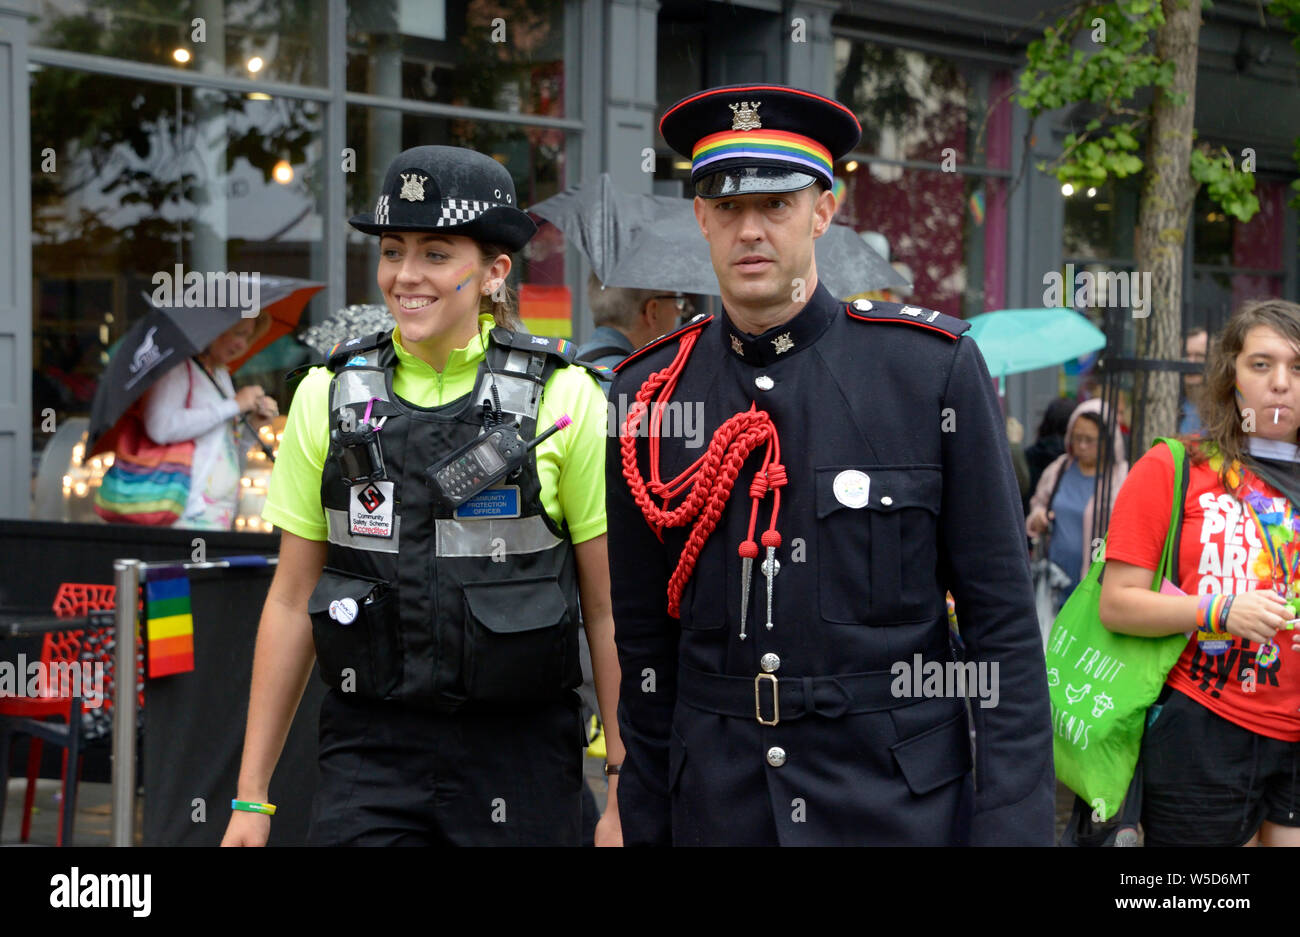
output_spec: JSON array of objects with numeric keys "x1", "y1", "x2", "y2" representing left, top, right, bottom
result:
[
  {"x1": 613, "y1": 315, "x2": 714, "y2": 373},
  {"x1": 844, "y1": 305, "x2": 964, "y2": 342}
]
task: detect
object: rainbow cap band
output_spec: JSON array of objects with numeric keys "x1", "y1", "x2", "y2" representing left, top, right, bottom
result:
[{"x1": 692, "y1": 129, "x2": 833, "y2": 185}]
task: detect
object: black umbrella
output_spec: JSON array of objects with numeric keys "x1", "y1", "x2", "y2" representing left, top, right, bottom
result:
[
  {"x1": 529, "y1": 173, "x2": 907, "y2": 298},
  {"x1": 87, "y1": 275, "x2": 323, "y2": 457}
]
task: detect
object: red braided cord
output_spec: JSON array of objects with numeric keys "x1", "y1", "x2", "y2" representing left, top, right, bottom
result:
[{"x1": 619, "y1": 331, "x2": 785, "y2": 617}]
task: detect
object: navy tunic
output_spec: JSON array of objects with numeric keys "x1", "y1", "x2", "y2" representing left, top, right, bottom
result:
[{"x1": 607, "y1": 280, "x2": 1055, "y2": 845}]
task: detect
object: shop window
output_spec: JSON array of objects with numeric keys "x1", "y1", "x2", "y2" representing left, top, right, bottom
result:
[
  {"x1": 30, "y1": 66, "x2": 327, "y2": 468},
  {"x1": 1190, "y1": 179, "x2": 1287, "y2": 335},
  {"x1": 831, "y1": 38, "x2": 1013, "y2": 319},
  {"x1": 31, "y1": 0, "x2": 327, "y2": 86},
  {"x1": 834, "y1": 38, "x2": 1002, "y2": 168},
  {"x1": 347, "y1": 0, "x2": 567, "y2": 118}
]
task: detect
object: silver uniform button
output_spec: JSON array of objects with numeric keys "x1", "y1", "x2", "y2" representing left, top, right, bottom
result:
[
  {"x1": 880, "y1": 495, "x2": 893, "y2": 506},
  {"x1": 755, "y1": 375, "x2": 774, "y2": 391},
  {"x1": 852, "y1": 298, "x2": 872, "y2": 311},
  {"x1": 760, "y1": 652, "x2": 780, "y2": 673},
  {"x1": 766, "y1": 746, "x2": 787, "y2": 767}
]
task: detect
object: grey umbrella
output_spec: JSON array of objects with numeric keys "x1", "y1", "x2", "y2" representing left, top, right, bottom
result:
[
  {"x1": 528, "y1": 174, "x2": 661, "y2": 284},
  {"x1": 529, "y1": 173, "x2": 907, "y2": 298}
]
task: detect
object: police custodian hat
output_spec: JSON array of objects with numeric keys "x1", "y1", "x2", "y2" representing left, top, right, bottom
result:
[
  {"x1": 348, "y1": 145, "x2": 538, "y2": 252},
  {"x1": 659, "y1": 83, "x2": 862, "y2": 198}
]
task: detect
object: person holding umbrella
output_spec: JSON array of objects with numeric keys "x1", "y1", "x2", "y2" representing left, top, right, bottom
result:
[
  {"x1": 87, "y1": 276, "x2": 324, "y2": 528},
  {"x1": 222, "y1": 145, "x2": 623, "y2": 846},
  {"x1": 138, "y1": 314, "x2": 279, "y2": 530}
]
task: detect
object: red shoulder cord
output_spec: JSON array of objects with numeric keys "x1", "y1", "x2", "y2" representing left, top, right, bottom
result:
[{"x1": 620, "y1": 330, "x2": 785, "y2": 617}]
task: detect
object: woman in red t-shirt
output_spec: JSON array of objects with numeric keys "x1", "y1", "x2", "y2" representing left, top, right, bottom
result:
[{"x1": 1100, "y1": 299, "x2": 1300, "y2": 847}]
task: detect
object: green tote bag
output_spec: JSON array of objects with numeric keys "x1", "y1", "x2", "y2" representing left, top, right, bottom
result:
[{"x1": 1046, "y1": 437, "x2": 1191, "y2": 822}]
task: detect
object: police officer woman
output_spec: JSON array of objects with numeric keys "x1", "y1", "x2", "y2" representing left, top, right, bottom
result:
[{"x1": 221, "y1": 146, "x2": 623, "y2": 846}]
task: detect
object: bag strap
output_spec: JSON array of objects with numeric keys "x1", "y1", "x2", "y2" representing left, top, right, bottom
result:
[
  {"x1": 1152, "y1": 437, "x2": 1190, "y2": 591},
  {"x1": 191, "y1": 357, "x2": 228, "y2": 399}
]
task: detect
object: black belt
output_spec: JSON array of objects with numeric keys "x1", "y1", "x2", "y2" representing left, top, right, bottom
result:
[{"x1": 677, "y1": 664, "x2": 909, "y2": 726}]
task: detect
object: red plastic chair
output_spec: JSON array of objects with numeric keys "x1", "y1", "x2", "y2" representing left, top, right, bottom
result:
[{"x1": 0, "y1": 583, "x2": 121, "y2": 845}]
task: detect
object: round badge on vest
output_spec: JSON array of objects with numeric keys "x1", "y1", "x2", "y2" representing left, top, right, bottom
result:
[
  {"x1": 832, "y1": 470, "x2": 871, "y2": 509},
  {"x1": 329, "y1": 597, "x2": 359, "y2": 625}
]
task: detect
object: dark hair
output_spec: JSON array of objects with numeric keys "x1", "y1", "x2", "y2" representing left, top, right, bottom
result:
[
  {"x1": 1196, "y1": 298, "x2": 1300, "y2": 492},
  {"x1": 1036, "y1": 396, "x2": 1078, "y2": 441}
]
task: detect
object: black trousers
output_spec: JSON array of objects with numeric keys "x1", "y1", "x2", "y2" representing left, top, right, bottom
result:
[{"x1": 306, "y1": 689, "x2": 586, "y2": 846}]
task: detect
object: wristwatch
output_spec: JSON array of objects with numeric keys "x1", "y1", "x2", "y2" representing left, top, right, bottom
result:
[{"x1": 603, "y1": 762, "x2": 622, "y2": 777}]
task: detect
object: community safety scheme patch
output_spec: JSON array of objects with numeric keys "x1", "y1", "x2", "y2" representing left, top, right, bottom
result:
[{"x1": 350, "y1": 480, "x2": 395, "y2": 537}]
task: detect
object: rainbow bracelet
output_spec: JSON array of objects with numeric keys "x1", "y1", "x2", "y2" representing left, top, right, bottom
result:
[
  {"x1": 231, "y1": 799, "x2": 276, "y2": 816},
  {"x1": 1197, "y1": 594, "x2": 1216, "y2": 632}
]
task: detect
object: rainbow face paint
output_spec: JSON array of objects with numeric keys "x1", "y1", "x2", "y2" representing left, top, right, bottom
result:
[{"x1": 453, "y1": 262, "x2": 476, "y2": 292}]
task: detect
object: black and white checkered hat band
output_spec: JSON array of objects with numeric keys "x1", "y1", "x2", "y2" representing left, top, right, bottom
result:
[
  {"x1": 436, "y1": 198, "x2": 501, "y2": 225},
  {"x1": 371, "y1": 195, "x2": 505, "y2": 227}
]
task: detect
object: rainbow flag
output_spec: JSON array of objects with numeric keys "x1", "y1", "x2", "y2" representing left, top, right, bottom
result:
[
  {"x1": 520, "y1": 284, "x2": 572, "y2": 337},
  {"x1": 968, "y1": 189, "x2": 985, "y2": 226},
  {"x1": 144, "y1": 569, "x2": 195, "y2": 677}
]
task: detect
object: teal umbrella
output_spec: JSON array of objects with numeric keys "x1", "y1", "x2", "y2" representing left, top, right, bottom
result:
[{"x1": 966, "y1": 307, "x2": 1106, "y2": 380}]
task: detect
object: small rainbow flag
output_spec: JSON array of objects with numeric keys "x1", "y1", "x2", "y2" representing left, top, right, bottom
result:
[
  {"x1": 520, "y1": 284, "x2": 572, "y2": 338},
  {"x1": 968, "y1": 189, "x2": 985, "y2": 226},
  {"x1": 144, "y1": 569, "x2": 195, "y2": 677}
]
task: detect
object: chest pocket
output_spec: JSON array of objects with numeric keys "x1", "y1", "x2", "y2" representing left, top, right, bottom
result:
[{"x1": 815, "y1": 466, "x2": 943, "y2": 625}]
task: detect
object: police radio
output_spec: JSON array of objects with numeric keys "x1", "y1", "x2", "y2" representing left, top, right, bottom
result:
[{"x1": 426, "y1": 414, "x2": 572, "y2": 508}]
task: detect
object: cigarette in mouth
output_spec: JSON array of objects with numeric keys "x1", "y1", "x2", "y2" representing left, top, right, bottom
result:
[{"x1": 1276, "y1": 408, "x2": 1281, "y2": 424}]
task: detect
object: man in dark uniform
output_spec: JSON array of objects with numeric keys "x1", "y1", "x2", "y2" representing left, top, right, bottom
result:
[{"x1": 607, "y1": 83, "x2": 1054, "y2": 845}]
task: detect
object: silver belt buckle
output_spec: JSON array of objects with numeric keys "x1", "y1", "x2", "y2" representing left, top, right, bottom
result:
[{"x1": 754, "y1": 673, "x2": 779, "y2": 726}]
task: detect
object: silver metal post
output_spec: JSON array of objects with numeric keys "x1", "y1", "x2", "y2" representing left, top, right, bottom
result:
[{"x1": 111, "y1": 558, "x2": 141, "y2": 846}]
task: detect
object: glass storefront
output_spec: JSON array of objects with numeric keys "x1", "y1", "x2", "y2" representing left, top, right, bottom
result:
[
  {"x1": 30, "y1": 69, "x2": 326, "y2": 439},
  {"x1": 27, "y1": 0, "x2": 582, "y2": 524},
  {"x1": 831, "y1": 38, "x2": 1013, "y2": 318},
  {"x1": 31, "y1": 0, "x2": 328, "y2": 85},
  {"x1": 347, "y1": 0, "x2": 568, "y2": 117}
]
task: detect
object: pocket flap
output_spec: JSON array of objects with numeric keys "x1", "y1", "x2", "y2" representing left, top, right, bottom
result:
[
  {"x1": 815, "y1": 466, "x2": 942, "y2": 519},
  {"x1": 890, "y1": 710, "x2": 972, "y2": 795},
  {"x1": 464, "y1": 578, "x2": 568, "y2": 634},
  {"x1": 307, "y1": 567, "x2": 387, "y2": 614}
]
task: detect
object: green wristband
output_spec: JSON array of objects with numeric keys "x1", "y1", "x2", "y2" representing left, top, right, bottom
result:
[{"x1": 231, "y1": 799, "x2": 276, "y2": 816}]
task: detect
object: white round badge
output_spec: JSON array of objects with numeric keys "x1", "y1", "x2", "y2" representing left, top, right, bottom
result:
[
  {"x1": 330, "y1": 597, "x2": 359, "y2": 625},
  {"x1": 832, "y1": 470, "x2": 871, "y2": 509}
]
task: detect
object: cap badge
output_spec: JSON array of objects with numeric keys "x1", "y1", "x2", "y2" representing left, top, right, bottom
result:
[
  {"x1": 772, "y1": 333, "x2": 794, "y2": 355},
  {"x1": 730, "y1": 335, "x2": 745, "y2": 356},
  {"x1": 398, "y1": 172, "x2": 427, "y2": 202},
  {"x1": 729, "y1": 101, "x2": 762, "y2": 131}
]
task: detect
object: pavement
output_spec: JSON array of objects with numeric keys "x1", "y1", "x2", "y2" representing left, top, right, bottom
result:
[{"x1": 2, "y1": 778, "x2": 124, "y2": 846}]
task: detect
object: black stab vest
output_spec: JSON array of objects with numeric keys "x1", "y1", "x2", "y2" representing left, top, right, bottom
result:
[{"x1": 306, "y1": 328, "x2": 583, "y2": 712}]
